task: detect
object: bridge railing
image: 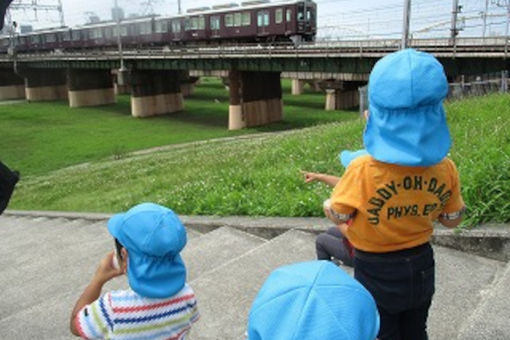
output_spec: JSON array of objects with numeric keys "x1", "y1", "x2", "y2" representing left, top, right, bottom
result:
[{"x1": 1, "y1": 37, "x2": 508, "y2": 61}]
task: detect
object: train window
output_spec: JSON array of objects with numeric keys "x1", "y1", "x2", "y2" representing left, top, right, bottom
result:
[
  {"x1": 155, "y1": 20, "x2": 168, "y2": 33},
  {"x1": 114, "y1": 26, "x2": 129, "y2": 36},
  {"x1": 234, "y1": 13, "x2": 241, "y2": 27},
  {"x1": 225, "y1": 14, "x2": 233, "y2": 27},
  {"x1": 242, "y1": 12, "x2": 250, "y2": 26},
  {"x1": 1, "y1": 39, "x2": 8, "y2": 47},
  {"x1": 257, "y1": 11, "x2": 269, "y2": 27},
  {"x1": 190, "y1": 17, "x2": 198, "y2": 30},
  {"x1": 172, "y1": 20, "x2": 181, "y2": 33},
  {"x1": 104, "y1": 27, "x2": 113, "y2": 39},
  {"x1": 30, "y1": 35, "x2": 40, "y2": 44},
  {"x1": 286, "y1": 9, "x2": 292, "y2": 22},
  {"x1": 140, "y1": 22, "x2": 152, "y2": 35},
  {"x1": 90, "y1": 28, "x2": 103, "y2": 39},
  {"x1": 306, "y1": 8, "x2": 312, "y2": 21},
  {"x1": 62, "y1": 31, "x2": 71, "y2": 41},
  {"x1": 198, "y1": 16, "x2": 205, "y2": 30},
  {"x1": 297, "y1": 9, "x2": 304, "y2": 21},
  {"x1": 45, "y1": 34, "x2": 56, "y2": 43},
  {"x1": 71, "y1": 30, "x2": 81, "y2": 41},
  {"x1": 210, "y1": 16, "x2": 220, "y2": 30},
  {"x1": 275, "y1": 9, "x2": 283, "y2": 24}
]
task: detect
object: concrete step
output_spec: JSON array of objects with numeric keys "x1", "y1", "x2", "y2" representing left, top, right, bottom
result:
[
  {"x1": 187, "y1": 229, "x2": 316, "y2": 340},
  {"x1": 428, "y1": 246, "x2": 505, "y2": 340},
  {"x1": 457, "y1": 261, "x2": 510, "y2": 340},
  {"x1": 182, "y1": 226, "x2": 265, "y2": 281}
]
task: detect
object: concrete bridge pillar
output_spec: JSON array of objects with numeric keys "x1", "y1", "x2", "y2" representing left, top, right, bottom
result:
[
  {"x1": 291, "y1": 79, "x2": 304, "y2": 95},
  {"x1": 180, "y1": 72, "x2": 199, "y2": 98},
  {"x1": 130, "y1": 70, "x2": 183, "y2": 117},
  {"x1": 68, "y1": 69, "x2": 115, "y2": 107},
  {"x1": 228, "y1": 70, "x2": 283, "y2": 130},
  {"x1": 0, "y1": 69, "x2": 25, "y2": 100},
  {"x1": 324, "y1": 81, "x2": 364, "y2": 111},
  {"x1": 22, "y1": 69, "x2": 67, "y2": 101}
]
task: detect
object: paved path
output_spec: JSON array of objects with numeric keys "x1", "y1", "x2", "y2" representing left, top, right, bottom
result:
[{"x1": 0, "y1": 211, "x2": 509, "y2": 340}]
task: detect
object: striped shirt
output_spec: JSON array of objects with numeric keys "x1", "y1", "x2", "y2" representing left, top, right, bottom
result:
[{"x1": 75, "y1": 284, "x2": 199, "y2": 340}]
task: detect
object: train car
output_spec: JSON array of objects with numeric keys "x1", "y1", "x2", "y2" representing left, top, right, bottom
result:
[{"x1": 0, "y1": 0, "x2": 316, "y2": 54}]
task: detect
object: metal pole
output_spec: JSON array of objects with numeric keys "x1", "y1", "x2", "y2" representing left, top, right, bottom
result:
[
  {"x1": 482, "y1": 0, "x2": 489, "y2": 38},
  {"x1": 178, "y1": 0, "x2": 182, "y2": 15},
  {"x1": 505, "y1": 1, "x2": 509, "y2": 58},
  {"x1": 114, "y1": 0, "x2": 125, "y2": 72},
  {"x1": 58, "y1": 0, "x2": 65, "y2": 27},
  {"x1": 450, "y1": 0, "x2": 459, "y2": 41},
  {"x1": 401, "y1": 0, "x2": 411, "y2": 49}
]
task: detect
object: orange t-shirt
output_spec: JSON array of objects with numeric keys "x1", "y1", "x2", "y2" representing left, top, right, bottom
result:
[{"x1": 330, "y1": 155, "x2": 465, "y2": 252}]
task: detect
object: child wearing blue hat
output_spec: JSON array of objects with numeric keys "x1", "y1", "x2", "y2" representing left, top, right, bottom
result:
[
  {"x1": 325, "y1": 49, "x2": 466, "y2": 340},
  {"x1": 247, "y1": 261, "x2": 380, "y2": 340},
  {"x1": 70, "y1": 203, "x2": 199, "y2": 340}
]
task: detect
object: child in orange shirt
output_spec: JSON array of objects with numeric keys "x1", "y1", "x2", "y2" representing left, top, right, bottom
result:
[{"x1": 324, "y1": 49, "x2": 465, "y2": 340}]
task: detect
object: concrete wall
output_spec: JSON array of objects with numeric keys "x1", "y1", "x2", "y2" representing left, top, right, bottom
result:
[{"x1": 0, "y1": 69, "x2": 25, "y2": 100}]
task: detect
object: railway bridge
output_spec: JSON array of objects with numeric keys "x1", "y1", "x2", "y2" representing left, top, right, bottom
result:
[{"x1": 1, "y1": 38, "x2": 509, "y2": 129}]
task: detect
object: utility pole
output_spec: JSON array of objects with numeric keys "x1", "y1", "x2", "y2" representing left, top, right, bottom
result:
[
  {"x1": 482, "y1": 0, "x2": 489, "y2": 38},
  {"x1": 450, "y1": 0, "x2": 460, "y2": 42},
  {"x1": 178, "y1": 0, "x2": 182, "y2": 15},
  {"x1": 113, "y1": 0, "x2": 126, "y2": 85},
  {"x1": 401, "y1": 0, "x2": 411, "y2": 49}
]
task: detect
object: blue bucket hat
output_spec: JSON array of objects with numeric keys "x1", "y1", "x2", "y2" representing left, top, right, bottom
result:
[
  {"x1": 248, "y1": 261, "x2": 379, "y2": 340},
  {"x1": 107, "y1": 203, "x2": 187, "y2": 298},
  {"x1": 364, "y1": 49, "x2": 451, "y2": 166},
  {"x1": 339, "y1": 149, "x2": 368, "y2": 168}
]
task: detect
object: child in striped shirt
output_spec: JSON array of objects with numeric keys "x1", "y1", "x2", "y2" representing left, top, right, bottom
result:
[{"x1": 70, "y1": 203, "x2": 199, "y2": 340}]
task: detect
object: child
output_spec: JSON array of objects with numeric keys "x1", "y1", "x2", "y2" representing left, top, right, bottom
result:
[
  {"x1": 70, "y1": 202, "x2": 199, "y2": 339},
  {"x1": 325, "y1": 49, "x2": 465, "y2": 340},
  {"x1": 302, "y1": 149, "x2": 367, "y2": 266},
  {"x1": 247, "y1": 260, "x2": 380, "y2": 340}
]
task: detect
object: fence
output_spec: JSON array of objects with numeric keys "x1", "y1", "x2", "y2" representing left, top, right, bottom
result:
[{"x1": 358, "y1": 70, "x2": 509, "y2": 115}]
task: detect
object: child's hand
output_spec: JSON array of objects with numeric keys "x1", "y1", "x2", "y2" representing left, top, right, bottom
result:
[
  {"x1": 92, "y1": 251, "x2": 125, "y2": 284},
  {"x1": 301, "y1": 170, "x2": 320, "y2": 183}
]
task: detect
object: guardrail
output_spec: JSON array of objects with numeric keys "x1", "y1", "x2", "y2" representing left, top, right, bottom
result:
[{"x1": 1, "y1": 37, "x2": 508, "y2": 61}]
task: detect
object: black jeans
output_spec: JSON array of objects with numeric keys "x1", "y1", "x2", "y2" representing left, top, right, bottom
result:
[{"x1": 354, "y1": 243, "x2": 435, "y2": 340}]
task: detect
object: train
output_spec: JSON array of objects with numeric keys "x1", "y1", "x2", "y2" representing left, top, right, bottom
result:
[{"x1": 0, "y1": 0, "x2": 316, "y2": 53}]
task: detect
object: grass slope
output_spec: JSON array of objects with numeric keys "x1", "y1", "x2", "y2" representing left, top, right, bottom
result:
[
  {"x1": 9, "y1": 93, "x2": 510, "y2": 226},
  {"x1": 0, "y1": 78, "x2": 357, "y2": 176}
]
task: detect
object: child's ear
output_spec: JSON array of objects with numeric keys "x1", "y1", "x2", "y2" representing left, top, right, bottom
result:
[{"x1": 120, "y1": 248, "x2": 128, "y2": 273}]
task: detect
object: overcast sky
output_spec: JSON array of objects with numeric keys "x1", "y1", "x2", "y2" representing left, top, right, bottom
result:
[{"x1": 6, "y1": 0, "x2": 510, "y2": 39}]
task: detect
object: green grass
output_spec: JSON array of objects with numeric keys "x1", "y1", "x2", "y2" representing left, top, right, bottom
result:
[
  {"x1": 5, "y1": 88, "x2": 509, "y2": 226},
  {"x1": 0, "y1": 78, "x2": 357, "y2": 176}
]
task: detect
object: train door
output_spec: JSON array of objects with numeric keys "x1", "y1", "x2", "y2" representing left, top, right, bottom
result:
[
  {"x1": 210, "y1": 15, "x2": 220, "y2": 39},
  {"x1": 285, "y1": 7, "x2": 293, "y2": 34},
  {"x1": 257, "y1": 10, "x2": 269, "y2": 36}
]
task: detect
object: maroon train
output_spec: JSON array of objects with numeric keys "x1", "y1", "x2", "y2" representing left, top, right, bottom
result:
[{"x1": 0, "y1": 0, "x2": 316, "y2": 53}]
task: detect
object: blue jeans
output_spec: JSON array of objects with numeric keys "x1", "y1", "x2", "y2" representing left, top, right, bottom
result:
[{"x1": 354, "y1": 243, "x2": 435, "y2": 340}]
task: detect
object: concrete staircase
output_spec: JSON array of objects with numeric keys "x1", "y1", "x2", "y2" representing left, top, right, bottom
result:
[{"x1": 0, "y1": 214, "x2": 508, "y2": 340}]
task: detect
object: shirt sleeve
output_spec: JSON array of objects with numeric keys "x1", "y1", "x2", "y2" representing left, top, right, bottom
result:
[
  {"x1": 329, "y1": 164, "x2": 361, "y2": 221},
  {"x1": 74, "y1": 293, "x2": 114, "y2": 339},
  {"x1": 440, "y1": 159, "x2": 465, "y2": 219}
]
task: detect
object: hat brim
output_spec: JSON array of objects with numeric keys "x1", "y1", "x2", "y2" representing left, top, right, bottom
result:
[
  {"x1": 107, "y1": 213, "x2": 125, "y2": 241},
  {"x1": 127, "y1": 251, "x2": 187, "y2": 299},
  {"x1": 364, "y1": 102, "x2": 451, "y2": 166}
]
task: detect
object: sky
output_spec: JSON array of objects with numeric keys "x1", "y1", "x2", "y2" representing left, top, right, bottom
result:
[{"x1": 5, "y1": 0, "x2": 510, "y2": 39}]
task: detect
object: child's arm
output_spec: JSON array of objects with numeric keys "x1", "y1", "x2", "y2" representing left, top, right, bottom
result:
[
  {"x1": 301, "y1": 171, "x2": 341, "y2": 187},
  {"x1": 70, "y1": 251, "x2": 124, "y2": 336}
]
